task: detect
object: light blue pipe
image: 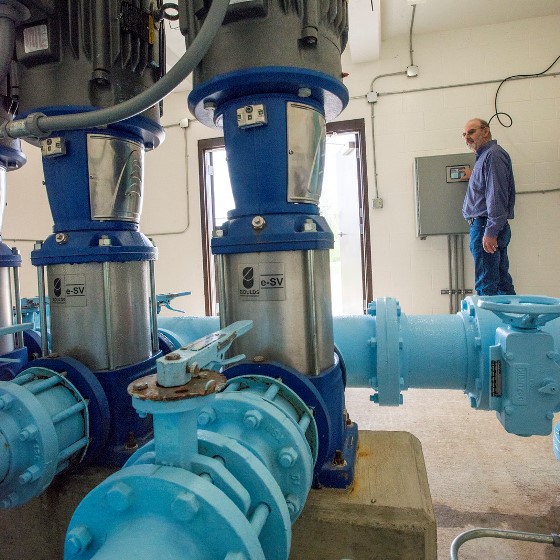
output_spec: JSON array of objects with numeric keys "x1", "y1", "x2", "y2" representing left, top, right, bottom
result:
[
  {"x1": 157, "y1": 307, "x2": 493, "y2": 392},
  {"x1": 337, "y1": 296, "x2": 560, "y2": 436},
  {"x1": 334, "y1": 299, "x2": 478, "y2": 397},
  {"x1": 158, "y1": 315, "x2": 220, "y2": 349},
  {"x1": 156, "y1": 302, "x2": 512, "y2": 393}
]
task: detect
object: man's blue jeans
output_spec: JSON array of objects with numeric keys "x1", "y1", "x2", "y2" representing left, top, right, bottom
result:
[{"x1": 469, "y1": 220, "x2": 515, "y2": 296}]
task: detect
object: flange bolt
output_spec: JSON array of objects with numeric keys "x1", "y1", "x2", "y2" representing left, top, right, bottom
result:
[
  {"x1": 278, "y1": 447, "x2": 298, "y2": 468},
  {"x1": 171, "y1": 492, "x2": 200, "y2": 521},
  {"x1": 197, "y1": 407, "x2": 217, "y2": 426},
  {"x1": 244, "y1": 410, "x2": 263, "y2": 429},
  {"x1": 106, "y1": 482, "x2": 134, "y2": 512},
  {"x1": 65, "y1": 525, "x2": 93, "y2": 557}
]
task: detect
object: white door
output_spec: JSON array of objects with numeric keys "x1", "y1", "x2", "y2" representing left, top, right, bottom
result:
[{"x1": 322, "y1": 133, "x2": 364, "y2": 314}]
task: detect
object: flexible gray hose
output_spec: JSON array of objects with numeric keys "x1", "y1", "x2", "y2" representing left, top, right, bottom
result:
[
  {"x1": 0, "y1": 17, "x2": 15, "y2": 86},
  {"x1": 1, "y1": 0, "x2": 230, "y2": 139},
  {"x1": 450, "y1": 527, "x2": 560, "y2": 560}
]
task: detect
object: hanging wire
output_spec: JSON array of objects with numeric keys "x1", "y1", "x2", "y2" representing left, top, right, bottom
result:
[{"x1": 489, "y1": 53, "x2": 560, "y2": 127}]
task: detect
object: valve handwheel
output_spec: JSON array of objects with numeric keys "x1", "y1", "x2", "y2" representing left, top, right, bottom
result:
[{"x1": 477, "y1": 295, "x2": 560, "y2": 329}]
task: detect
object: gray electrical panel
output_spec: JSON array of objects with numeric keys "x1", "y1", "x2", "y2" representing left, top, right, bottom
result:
[{"x1": 414, "y1": 152, "x2": 476, "y2": 237}]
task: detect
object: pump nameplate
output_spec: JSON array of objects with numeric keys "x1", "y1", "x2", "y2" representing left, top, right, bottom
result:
[
  {"x1": 238, "y1": 263, "x2": 285, "y2": 301},
  {"x1": 50, "y1": 274, "x2": 87, "y2": 307}
]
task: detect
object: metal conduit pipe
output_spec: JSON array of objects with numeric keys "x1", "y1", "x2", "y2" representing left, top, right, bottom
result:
[
  {"x1": 450, "y1": 528, "x2": 560, "y2": 560},
  {"x1": 0, "y1": 16, "x2": 15, "y2": 83},
  {"x1": 0, "y1": 0, "x2": 231, "y2": 139},
  {"x1": 454, "y1": 235, "x2": 459, "y2": 312},
  {"x1": 447, "y1": 235, "x2": 453, "y2": 314},
  {"x1": 459, "y1": 235, "x2": 465, "y2": 305}
]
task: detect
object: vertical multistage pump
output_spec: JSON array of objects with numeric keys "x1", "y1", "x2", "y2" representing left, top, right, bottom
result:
[
  {"x1": 183, "y1": 0, "x2": 358, "y2": 487},
  {"x1": 0, "y1": 0, "x2": 169, "y2": 479}
]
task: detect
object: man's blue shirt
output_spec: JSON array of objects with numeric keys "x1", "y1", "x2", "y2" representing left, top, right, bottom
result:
[{"x1": 462, "y1": 140, "x2": 515, "y2": 238}]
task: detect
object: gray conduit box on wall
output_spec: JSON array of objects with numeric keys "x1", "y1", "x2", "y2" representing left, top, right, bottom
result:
[{"x1": 414, "y1": 152, "x2": 475, "y2": 237}]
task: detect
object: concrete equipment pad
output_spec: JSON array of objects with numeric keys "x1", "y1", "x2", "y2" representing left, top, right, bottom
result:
[{"x1": 291, "y1": 430, "x2": 437, "y2": 560}]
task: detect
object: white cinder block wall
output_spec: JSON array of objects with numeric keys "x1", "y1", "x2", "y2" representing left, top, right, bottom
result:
[{"x1": 3, "y1": 14, "x2": 560, "y2": 316}]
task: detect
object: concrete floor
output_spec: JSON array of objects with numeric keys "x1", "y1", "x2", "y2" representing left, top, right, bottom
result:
[{"x1": 345, "y1": 388, "x2": 560, "y2": 560}]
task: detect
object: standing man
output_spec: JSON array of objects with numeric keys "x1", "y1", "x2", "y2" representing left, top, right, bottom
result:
[{"x1": 462, "y1": 118, "x2": 516, "y2": 296}]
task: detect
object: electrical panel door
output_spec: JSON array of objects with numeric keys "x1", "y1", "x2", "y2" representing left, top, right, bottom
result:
[{"x1": 414, "y1": 152, "x2": 476, "y2": 237}]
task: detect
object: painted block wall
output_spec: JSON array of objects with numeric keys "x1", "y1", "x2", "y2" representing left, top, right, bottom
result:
[{"x1": 3, "y1": 14, "x2": 559, "y2": 316}]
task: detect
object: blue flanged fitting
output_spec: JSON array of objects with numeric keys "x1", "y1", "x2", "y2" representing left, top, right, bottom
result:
[
  {"x1": 224, "y1": 359, "x2": 358, "y2": 489},
  {"x1": 64, "y1": 365, "x2": 316, "y2": 559},
  {"x1": 188, "y1": 67, "x2": 348, "y2": 127},
  {"x1": 0, "y1": 365, "x2": 93, "y2": 508}
]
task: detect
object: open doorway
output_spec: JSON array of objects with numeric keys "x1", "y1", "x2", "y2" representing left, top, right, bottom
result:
[{"x1": 198, "y1": 119, "x2": 372, "y2": 316}]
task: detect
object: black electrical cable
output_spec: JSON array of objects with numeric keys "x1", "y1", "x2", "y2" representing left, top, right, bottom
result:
[{"x1": 489, "y1": 53, "x2": 560, "y2": 127}]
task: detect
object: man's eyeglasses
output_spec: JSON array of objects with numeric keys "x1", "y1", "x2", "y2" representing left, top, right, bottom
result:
[{"x1": 462, "y1": 126, "x2": 486, "y2": 138}]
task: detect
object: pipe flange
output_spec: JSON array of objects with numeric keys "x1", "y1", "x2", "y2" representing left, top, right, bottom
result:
[
  {"x1": 372, "y1": 297, "x2": 404, "y2": 406},
  {"x1": 66, "y1": 464, "x2": 265, "y2": 559},
  {"x1": 200, "y1": 376, "x2": 316, "y2": 519},
  {"x1": 223, "y1": 375, "x2": 318, "y2": 464},
  {"x1": 25, "y1": 357, "x2": 111, "y2": 463},
  {"x1": 198, "y1": 430, "x2": 291, "y2": 559}
]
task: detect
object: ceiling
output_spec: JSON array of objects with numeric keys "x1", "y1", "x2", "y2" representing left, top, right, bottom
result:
[
  {"x1": 164, "y1": 0, "x2": 560, "y2": 88},
  {"x1": 380, "y1": 0, "x2": 560, "y2": 40}
]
